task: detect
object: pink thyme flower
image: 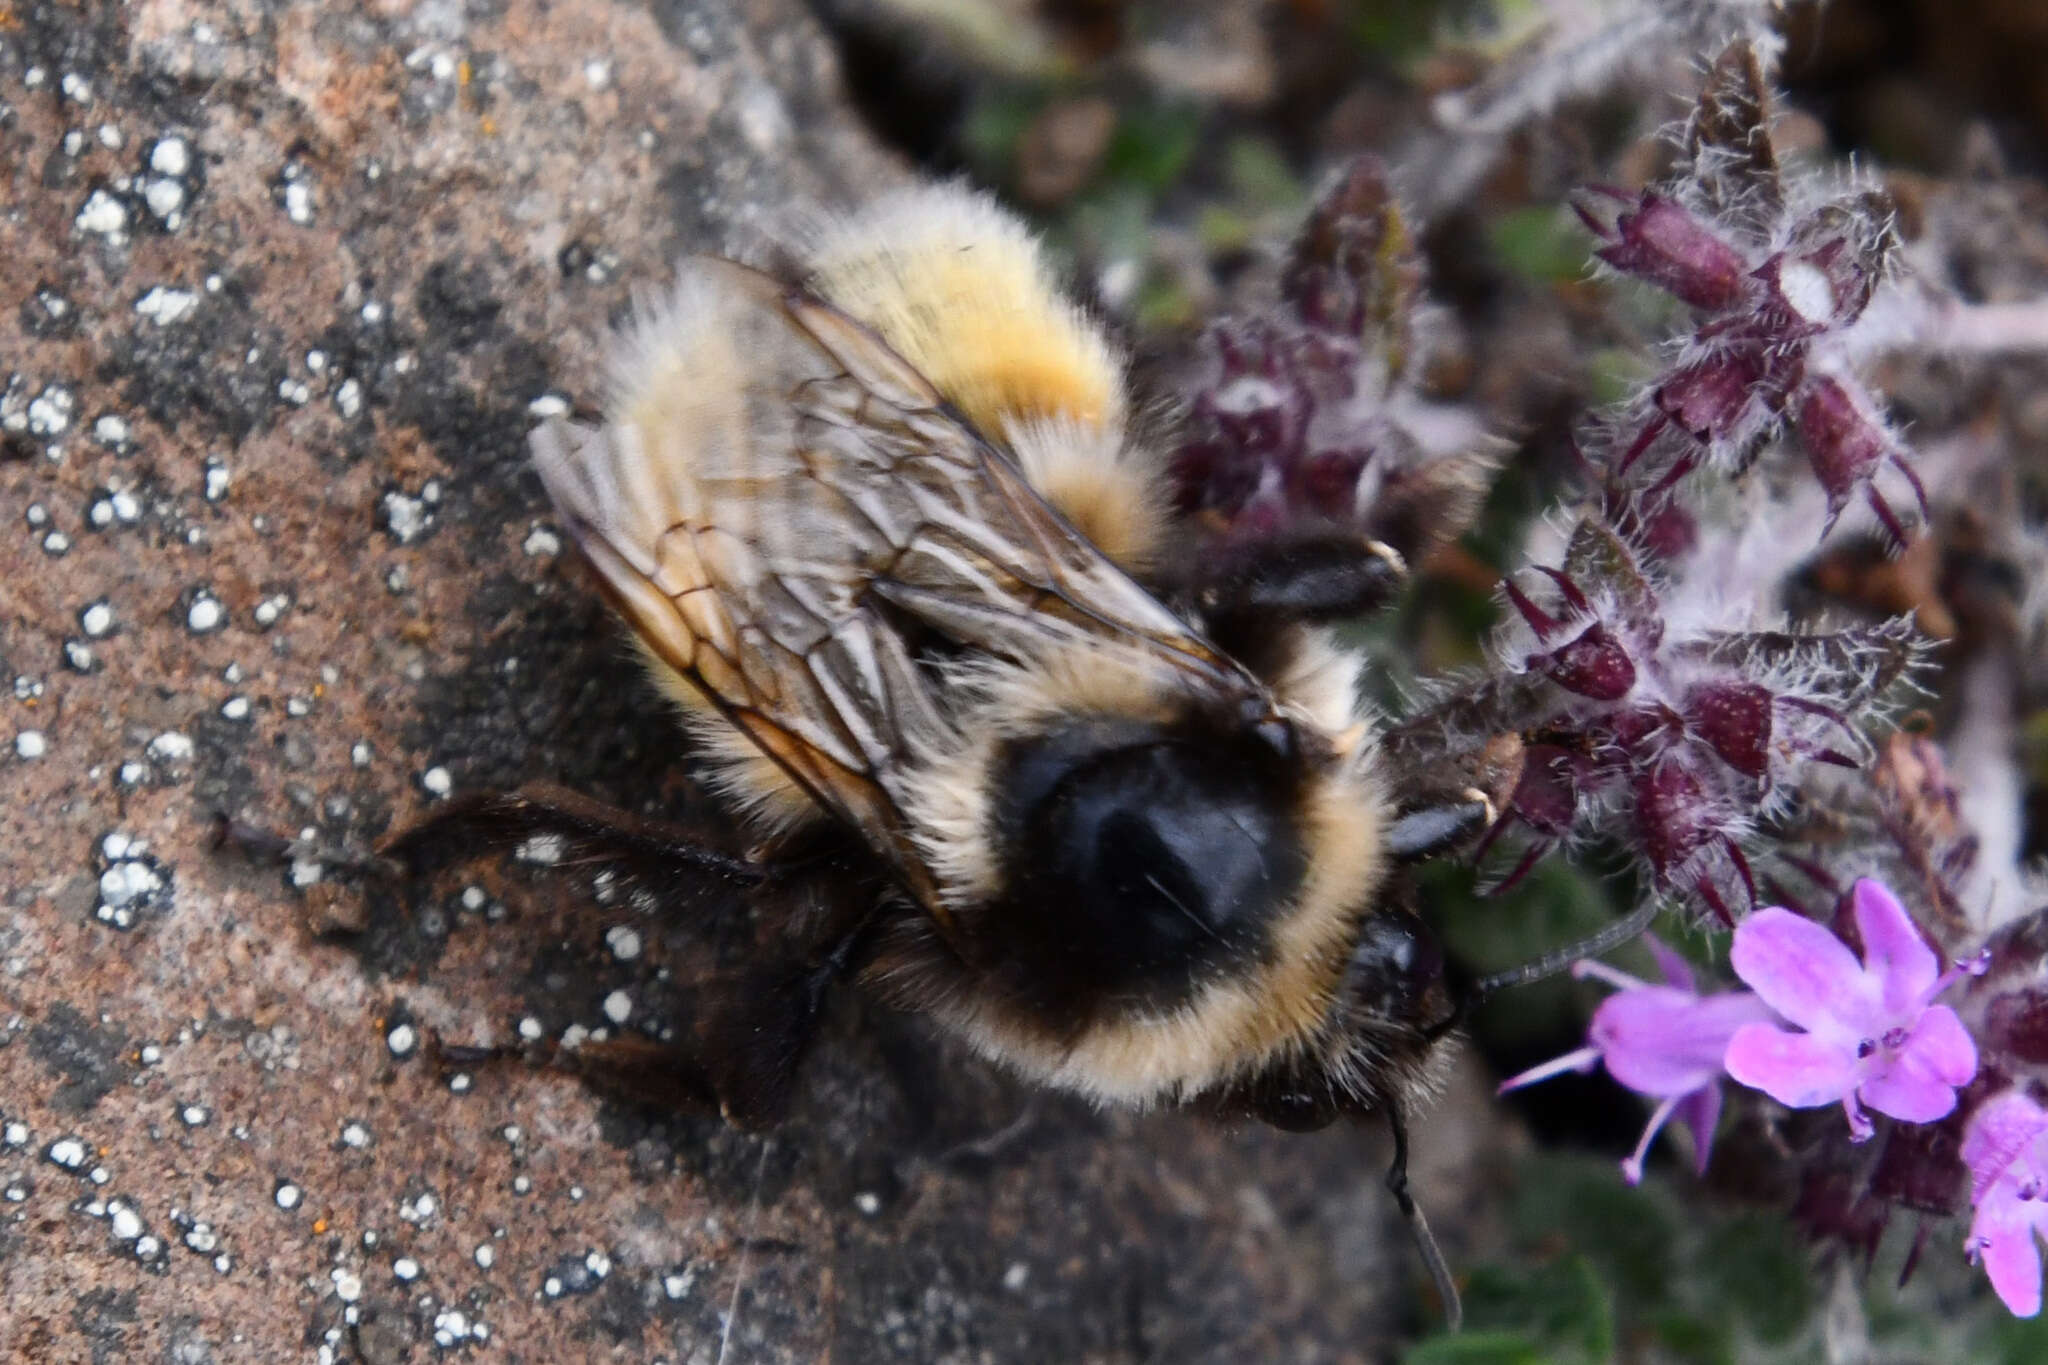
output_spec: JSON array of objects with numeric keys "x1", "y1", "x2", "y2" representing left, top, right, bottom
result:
[
  {"x1": 1724, "y1": 879, "x2": 1978, "y2": 1143},
  {"x1": 1499, "y1": 935, "x2": 1772, "y2": 1184},
  {"x1": 1962, "y1": 1089, "x2": 2048, "y2": 1317}
]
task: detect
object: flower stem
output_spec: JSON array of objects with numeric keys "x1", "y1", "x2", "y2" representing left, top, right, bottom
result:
[{"x1": 1926, "y1": 298, "x2": 2048, "y2": 355}]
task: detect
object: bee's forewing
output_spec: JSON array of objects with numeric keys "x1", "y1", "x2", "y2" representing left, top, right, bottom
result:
[{"x1": 533, "y1": 258, "x2": 1255, "y2": 916}]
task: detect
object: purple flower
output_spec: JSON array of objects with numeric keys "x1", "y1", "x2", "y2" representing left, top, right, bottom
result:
[
  {"x1": 1962, "y1": 1089, "x2": 2048, "y2": 1317},
  {"x1": 1581, "y1": 190, "x2": 1747, "y2": 312},
  {"x1": 1569, "y1": 48, "x2": 1928, "y2": 547},
  {"x1": 1168, "y1": 157, "x2": 1492, "y2": 575},
  {"x1": 1499, "y1": 935, "x2": 1772, "y2": 1184},
  {"x1": 1459, "y1": 517, "x2": 1902, "y2": 922},
  {"x1": 1724, "y1": 880, "x2": 1978, "y2": 1142}
]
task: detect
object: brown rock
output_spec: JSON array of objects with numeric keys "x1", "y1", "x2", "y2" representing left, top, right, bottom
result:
[{"x1": 0, "y1": 2, "x2": 1499, "y2": 1360}]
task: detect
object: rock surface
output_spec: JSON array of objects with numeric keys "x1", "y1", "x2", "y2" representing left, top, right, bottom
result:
[{"x1": 0, "y1": 2, "x2": 1499, "y2": 1360}]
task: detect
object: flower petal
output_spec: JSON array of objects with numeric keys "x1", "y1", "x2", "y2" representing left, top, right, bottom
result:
[
  {"x1": 1964, "y1": 1091, "x2": 2048, "y2": 1203},
  {"x1": 1729, "y1": 907, "x2": 1879, "y2": 1036},
  {"x1": 1675, "y1": 1081, "x2": 1724, "y2": 1176},
  {"x1": 1592, "y1": 988, "x2": 1768, "y2": 1096},
  {"x1": 1860, "y1": 1007, "x2": 1977, "y2": 1126},
  {"x1": 1852, "y1": 878, "x2": 1939, "y2": 1015},
  {"x1": 1724, "y1": 1021, "x2": 1857, "y2": 1108},
  {"x1": 1908, "y1": 1005, "x2": 1978, "y2": 1084},
  {"x1": 1858, "y1": 1057, "x2": 1960, "y2": 1125},
  {"x1": 1643, "y1": 932, "x2": 1697, "y2": 994},
  {"x1": 1975, "y1": 1207, "x2": 2046, "y2": 1319}
]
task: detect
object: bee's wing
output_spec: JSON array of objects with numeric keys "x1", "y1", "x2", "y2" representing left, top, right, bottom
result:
[{"x1": 533, "y1": 258, "x2": 1252, "y2": 909}]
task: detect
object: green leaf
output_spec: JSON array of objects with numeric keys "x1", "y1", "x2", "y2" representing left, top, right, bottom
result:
[
  {"x1": 1561, "y1": 517, "x2": 1654, "y2": 618},
  {"x1": 1060, "y1": 185, "x2": 1153, "y2": 275},
  {"x1": 1099, "y1": 102, "x2": 1202, "y2": 192},
  {"x1": 1222, "y1": 135, "x2": 1304, "y2": 215},
  {"x1": 1973, "y1": 1307, "x2": 2048, "y2": 1364},
  {"x1": 959, "y1": 90, "x2": 1044, "y2": 181},
  {"x1": 1428, "y1": 857, "x2": 1623, "y2": 1048},
  {"x1": 1196, "y1": 204, "x2": 1255, "y2": 254},
  {"x1": 1403, "y1": 1331, "x2": 1550, "y2": 1365},
  {"x1": 1132, "y1": 276, "x2": 1196, "y2": 332},
  {"x1": 1508, "y1": 1155, "x2": 1680, "y2": 1305},
  {"x1": 1342, "y1": 0, "x2": 1447, "y2": 63},
  {"x1": 1647, "y1": 1309, "x2": 1735, "y2": 1365},
  {"x1": 1584, "y1": 345, "x2": 1651, "y2": 406},
  {"x1": 1696, "y1": 1213, "x2": 1815, "y2": 1344},
  {"x1": 1487, "y1": 206, "x2": 1592, "y2": 284},
  {"x1": 1427, "y1": 1255, "x2": 1614, "y2": 1364}
]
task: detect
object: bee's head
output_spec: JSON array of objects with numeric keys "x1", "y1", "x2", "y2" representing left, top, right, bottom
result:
[
  {"x1": 980, "y1": 712, "x2": 1311, "y2": 1016},
  {"x1": 883, "y1": 652, "x2": 1424, "y2": 1113}
]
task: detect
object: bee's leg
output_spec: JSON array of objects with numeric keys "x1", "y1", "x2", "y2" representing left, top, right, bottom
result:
[
  {"x1": 209, "y1": 814, "x2": 401, "y2": 880},
  {"x1": 1423, "y1": 895, "x2": 1662, "y2": 1046},
  {"x1": 695, "y1": 914, "x2": 877, "y2": 1127},
  {"x1": 1467, "y1": 899, "x2": 1661, "y2": 1001},
  {"x1": 424, "y1": 1030, "x2": 727, "y2": 1113},
  {"x1": 375, "y1": 781, "x2": 764, "y2": 887},
  {"x1": 1384, "y1": 1099, "x2": 1463, "y2": 1331},
  {"x1": 421, "y1": 912, "x2": 873, "y2": 1127},
  {"x1": 391, "y1": 782, "x2": 877, "y2": 1127},
  {"x1": 1385, "y1": 790, "x2": 1497, "y2": 862},
  {"x1": 1192, "y1": 533, "x2": 1409, "y2": 626},
  {"x1": 550, "y1": 1036, "x2": 728, "y2": 1114},
  {"x1": 531, "y1": 918, "x2": 873, "y2": 1129}
]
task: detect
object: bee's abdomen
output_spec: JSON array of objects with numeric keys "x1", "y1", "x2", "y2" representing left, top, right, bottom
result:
[{"x1": 986, "y1": 719, "x2": 1308, "y2": 1013}]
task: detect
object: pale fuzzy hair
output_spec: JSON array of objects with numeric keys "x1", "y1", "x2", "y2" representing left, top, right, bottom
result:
[
  {"x1": 1003, "y1": 413, "x2": 1170, "y2": 573},
  {"x1": 633, "y1": 636, "x2": 820, "y2": 836},
  {"x1": 598, "y1": 188, "x2": 1176, "y2": 830},
  {"x1": 603, "y1": 268, "x2": 753, "y2": 491},
  {"x1": 799, "y1": 182, "x2": 1128, "y2": 442},
  {"x1": 566, "y1": 267, "x2": 827, "y2": 837},
  {"x1": 800, "y1": 184, "x2": 1169, "y2": 568},
  {"x1": 1269, "y1": 625, "x2": 1371, "y2": 737}
]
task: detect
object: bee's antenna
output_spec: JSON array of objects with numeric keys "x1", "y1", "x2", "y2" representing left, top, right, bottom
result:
[
  {"x1": 1421, "y1": 898, "x2": 1660, "y2": 1044},
  {"x1": 1470, "y1": 899, "x2": 1660, "y2": 1001},
  {"x1": 1384, "y1": 1099, "x2": 1462, "y2": 1331}
]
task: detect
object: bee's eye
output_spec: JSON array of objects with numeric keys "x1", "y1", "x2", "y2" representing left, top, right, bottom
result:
[
  {"x1": 994, "y1": 727, "x2": 1307, "y2": 1003},
  {"x1": 1346, "y1": 912, "x2": 1444, "y2": 1021}
]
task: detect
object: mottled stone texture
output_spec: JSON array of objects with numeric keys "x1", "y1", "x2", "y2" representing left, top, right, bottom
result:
[{"x1": 0, "y1": 2, "x2": 1497, "y2": 1361}]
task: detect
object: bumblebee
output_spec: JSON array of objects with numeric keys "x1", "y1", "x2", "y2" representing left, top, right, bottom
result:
[{"x1": 393, "y1": 183, "x2": 1547, "y2": 1322}]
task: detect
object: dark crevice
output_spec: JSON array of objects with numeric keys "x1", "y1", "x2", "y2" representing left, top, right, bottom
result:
[{"x1": 804, "y1": 3, "x2": 975, "y2": 173}]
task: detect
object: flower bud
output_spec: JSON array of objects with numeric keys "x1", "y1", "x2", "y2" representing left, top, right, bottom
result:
[
  {"x1": 1655, "y1": 353, "x2": 1767, "y2": 440},
  {"x1": 1795, "y1": 376, "x2": 1886, "y2": 516},
  {"x1": 1635, "y1": 758, "x2": 1719, "y2": 882},
  {"x1": 1586, "y1": 192, "x2": 1750, "y2": 311},
  {"x1": 1684, "y1": 681, "x2": 1773, "y2": 779},
  {"x1": 1530, "y1": 622, "x2": 1637, "y2": 700}
]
